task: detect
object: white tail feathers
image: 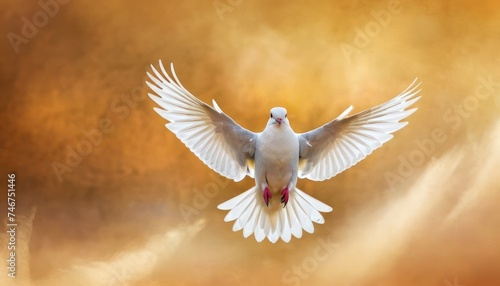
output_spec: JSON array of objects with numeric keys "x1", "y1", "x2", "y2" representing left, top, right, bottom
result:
[{"x1": 217, "y1": 186, "x2": 333, "y2": 243}]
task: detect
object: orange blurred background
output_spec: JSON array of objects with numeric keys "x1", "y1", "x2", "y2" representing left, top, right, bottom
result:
[{"x1": 1, "y1": 0, "x2": 500, "y2": 285}]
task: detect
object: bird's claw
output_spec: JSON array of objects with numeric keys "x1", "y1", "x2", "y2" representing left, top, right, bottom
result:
[
  {"x1": 281, "y1": 187, "x2": 289, "y2": 207},
  {"x1": 263, "y1": 187, "x2": 272, "y2": 206}
]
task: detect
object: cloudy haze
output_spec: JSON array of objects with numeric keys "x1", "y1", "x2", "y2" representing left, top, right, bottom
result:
[{"x1": 1, "y1": 0, "x2": 500, "y2": 285}]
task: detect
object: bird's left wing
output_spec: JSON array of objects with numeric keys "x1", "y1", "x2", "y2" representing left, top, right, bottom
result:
[
  {"x1": 147, "y1": 61, "x2": 257, "y2": 182},
  {"x1": 298, "y1": 79, "x2": 421, "y2": 181}
]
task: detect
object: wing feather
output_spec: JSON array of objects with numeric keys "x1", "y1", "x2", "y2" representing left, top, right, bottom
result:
[
  {"x1": 298, "y1": 79, "x2": 421, "y2": 181},
  {"x1": 148, "y1": 61, "x2": 257, "y2": 181}
]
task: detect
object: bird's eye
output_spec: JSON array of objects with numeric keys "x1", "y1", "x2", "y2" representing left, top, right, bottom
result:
[
  {"x1": 285, "y1": 114, "x2": 287, "y2": 118},
  {"x1": 270, "y1": 113, "x2": 273, "y2": 118}
]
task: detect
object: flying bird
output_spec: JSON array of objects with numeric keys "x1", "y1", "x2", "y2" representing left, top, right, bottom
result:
[{"x1": 147, "y1": 61, "x2": 421, "y2": 243}]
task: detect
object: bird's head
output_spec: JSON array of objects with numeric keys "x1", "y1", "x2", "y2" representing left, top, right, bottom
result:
[{"x1": 268, "y1": 107, "x2": 289, "y2": 127}]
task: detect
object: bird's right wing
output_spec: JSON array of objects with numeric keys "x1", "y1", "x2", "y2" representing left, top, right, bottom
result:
[
  {"x1": 147, "y1": 61, "x2": 257, "y2": 182},
  {"x1": 298, "y1": 79, "x2": 421, "y2": 181}
]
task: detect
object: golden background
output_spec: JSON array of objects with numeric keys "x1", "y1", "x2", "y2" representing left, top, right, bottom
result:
[{"x1": 1, "y1": 0, "x2": 500, "y2": 285}]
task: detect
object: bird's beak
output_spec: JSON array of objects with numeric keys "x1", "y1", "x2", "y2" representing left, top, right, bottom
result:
[{"x1": 275, "y1": 118, "x2": 282, "y2": 125}]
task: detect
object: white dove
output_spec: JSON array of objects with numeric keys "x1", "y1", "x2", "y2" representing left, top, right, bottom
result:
[{"x1": 147, "y1": 61, "x2": 421, "y2": 243}]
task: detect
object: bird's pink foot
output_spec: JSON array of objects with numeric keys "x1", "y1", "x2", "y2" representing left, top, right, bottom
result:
[
  {"x1": 281, "y1": 187, "x2": 289, "y2": 207},
  {"x1": 263, "y1": 187, "x2": 272, "y2": 206}
]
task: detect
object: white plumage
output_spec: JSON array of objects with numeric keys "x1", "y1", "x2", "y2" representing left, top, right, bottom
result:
[{"x1": 147, "y1": 60, "x2": 421, "y2": 243}]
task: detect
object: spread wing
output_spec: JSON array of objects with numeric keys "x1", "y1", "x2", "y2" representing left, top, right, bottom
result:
[
  {"x1": 298, "y1": 79, "x2": 421, "y2": 181},
  {"x1": 147, "y1": 61, "x2": 257, "y2": 181}
]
